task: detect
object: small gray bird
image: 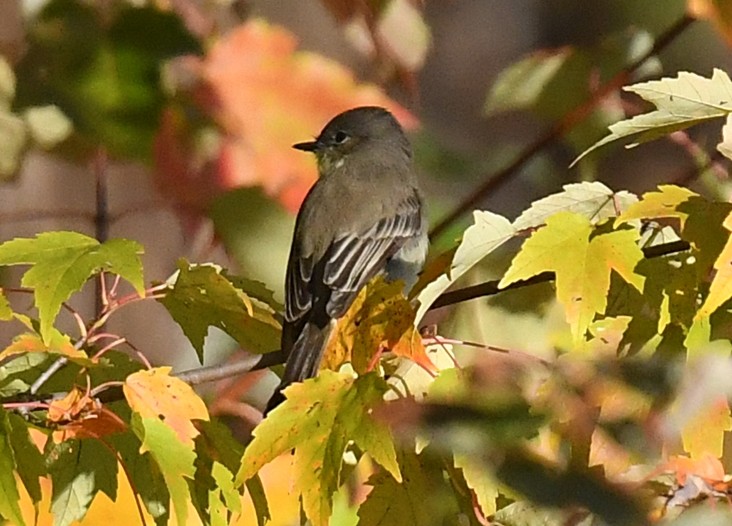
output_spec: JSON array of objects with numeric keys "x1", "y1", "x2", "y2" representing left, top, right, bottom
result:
[{"x1": 265, "y1": 106, "x2": 428, "y2": 414}]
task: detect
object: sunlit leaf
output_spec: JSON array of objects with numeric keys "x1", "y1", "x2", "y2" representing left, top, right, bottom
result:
[
  {"x1": 132, "y1": 416, "x2": 196, "y2": 526},
  {"x1": 237, "y1": 371, "x2": 399, "y2": 526},
  {"x1": 415, "y1": 210, "x2": 515, "y2": 323},
  {"x1": 616, "y1": 185, "x2": 698, "y2": 226},
  {"x1": 0, "y1": 232, "x2": 144, "y2": 343},
  {"x1": 1, "y1": 332, "x2": 88, "y2": 363},
  {"x1": 0, "y1": 409, "x2": 26, "y2": 526},
  {"x1": 513, "y1": 182, "x2": 637, "y2": 231},
  {"x1": 573, "y1": 69, "x2": 732, "y2": 165},
  {"x1": 124, "y1": 367, "x2": 209, "y2": 448},
  {"x1": 500, "y1": 212, "x2": 645, "y2": 344},
  {"x1": 454, "y1": 455, "x2": 499, "y2": 516},
  {"x1": 324, "y1": 277, "x2": 434, "y2": 374},
  {"x1": 697, "y1": 211, "x2": 732, "y2": 318},
  {"x1": 47, "y1": 439, "x2": 118, "y2": 526}
]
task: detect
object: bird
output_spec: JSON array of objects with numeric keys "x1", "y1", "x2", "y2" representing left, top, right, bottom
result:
[{"x1": 264, "y1": 106, "x2": 428, "y2": 414}]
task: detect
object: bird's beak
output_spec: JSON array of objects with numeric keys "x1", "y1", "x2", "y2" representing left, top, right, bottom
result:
[{"x1": 292, "y1": 140, "x2": 320, "y2": 152}]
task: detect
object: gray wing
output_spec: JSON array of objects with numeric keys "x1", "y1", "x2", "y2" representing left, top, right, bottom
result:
[{"x1": 284, "y1": 191, "x2": 423, "y2": 326}]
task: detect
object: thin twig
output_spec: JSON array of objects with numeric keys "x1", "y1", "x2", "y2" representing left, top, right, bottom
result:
[{"x1": 429, "y1": 15, "x2": 696, "y2": 240}]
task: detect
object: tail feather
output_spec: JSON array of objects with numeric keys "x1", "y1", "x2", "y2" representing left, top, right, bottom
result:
[{"x1": 264, "y1": 321, "x2": 333, "y2": 415}]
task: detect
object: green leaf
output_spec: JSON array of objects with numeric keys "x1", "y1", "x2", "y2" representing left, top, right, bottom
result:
[
  {"x1": 358, "y1": 449, "x2": 460, "y2": 526},
  {"x1": 194, "y1": 420, "x2": 244, "y2": 478},
  {"x1": 500, "y1": 212, "x2": 645, "y2": 345},
  {"x1": 15, "y1": 1, "x2": 201, "y2": 160},
  {"x1": 484, "y1": 47, "x2": 572, "y2": 115},
  {"x1": 415, "y1": 210, "x2": 515, "y2": 323},
  {"x1": 0, "y1": 289, "x2": 11, "y2": 320},
  {"x1": 513, "y1": 182, "x2": 638, "y2": 231},
  {"x1": 0, "y1": 409, "x2": 26, "y2": 526},
  {"x1": 0, "y1": 352, "x2": 82, "y2": 398},
  {"x1": 7, "y1": 413, "x2": 46, "y2": 505},
  {"x1": 132, "y1": 416, "x2": 196, "y2": 526},
  {"x1": 47, "y1": 439, "x2": 118, "y2": 526},
  {"x1": 454, "y1": 455, "x2": 499, "y2": 517},
  {"x1": 237, "y1": 371, "x2": 399, "y2": 526},
  {"x1": 573, "y1": 69, "x2": 732, "y2": 166},
  {"x1": 487, "y1": 30, "x2": 659, "y2": 154},
  {"x1": 0, "y1": 232, "x2": 144, "y2": 343},
  {"x1": 159, "y1": 260, "x2": 281, "y2": 361},
  {"x1": 244, "y1": 475, "x2": 270, "y2": 526},
  {"x1": 492, "y1": 501, "x2": 578, "y2": 526},
  {"x1": 211, "y1": 462, "x2": 240, "y2": 514},
  {"x1": 110, "y1": 430, "x2": 170, "y2": 526}
]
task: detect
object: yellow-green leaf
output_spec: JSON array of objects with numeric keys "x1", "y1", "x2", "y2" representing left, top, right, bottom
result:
[
  {"x1": 237, "y1": 371, "x2": 399, "y2": 526},
  {"x1": 616, "y1": 185, "x2": 697, "y2": 227},
  {"x1": 697, "y1": 211, "x2": 732, "y2": 318},
  {"x1": 500, "y1": 212, "x2": 644, "y2": 345},
  {"x1": 415, "y1": 210, "x2": 515, "y2": 323},
  {"x1": 0, "y1": 232, "x2": 144, "y2": 343}
]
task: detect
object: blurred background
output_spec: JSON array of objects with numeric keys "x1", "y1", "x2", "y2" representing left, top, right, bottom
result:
[{"x1": 0, "y1": 0, "x2": 731, "y2": 427}]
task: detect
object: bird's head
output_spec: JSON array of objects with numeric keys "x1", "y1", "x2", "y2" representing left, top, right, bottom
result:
[{"x1": 293, "y1": 106, "x2": 410, "y2": 174}]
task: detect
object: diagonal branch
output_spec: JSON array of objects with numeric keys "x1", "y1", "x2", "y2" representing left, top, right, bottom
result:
[{"x1": 429, "y1": 15, "x2": 696, "y2": 240}]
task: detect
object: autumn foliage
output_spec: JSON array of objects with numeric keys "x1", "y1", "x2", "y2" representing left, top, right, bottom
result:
[{"x1": 4, "y1": 1, "x2": 732, "y2": 526}]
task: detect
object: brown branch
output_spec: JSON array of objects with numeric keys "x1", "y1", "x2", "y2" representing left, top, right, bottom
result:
[{"x1": 429, "y1": 15, "x2": 696, "y2": 240}]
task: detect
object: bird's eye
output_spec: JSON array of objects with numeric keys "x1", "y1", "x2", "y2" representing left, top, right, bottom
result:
[{"x1": 333, "y1": 131, "x2": 349, "y2": 144}]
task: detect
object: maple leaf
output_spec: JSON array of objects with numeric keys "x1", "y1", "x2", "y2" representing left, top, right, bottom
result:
[
  {"x1": 415, "y1": 210, "x2": 515, "y2": 323},
  {"x1": 616, "y1": 185, "x2": 697, "y2": 227},
  {"x1": 697, "y1": 211, "x2": 732, "y2": 318},
  {"x1": 573, "y1": 69, "x2": 732, "y2": 165},
  {"x1": 0, "y1": 232, "x2": 144, "y2": 344},
  {"x1": 323, "y1": 276, "x2": 435, "y2": 375},
  {"x1": 155, "y1": 19, "x2": 418, "y2": 213},
  {"x1": 123, "y1": 367, "x2": 209, "y2": 448},
  {"x1": 236, "y1": 371, "x2": 400, "y2": 526},
  {"x1": 132, "y1": 416, "x2": 196, "y2": 526},
  {"x1": 158, "y1": 260, "x2": 281, "y2": 361},
  {"x1": 500, "y1": 211, "x2": 645, "y2": 345}
]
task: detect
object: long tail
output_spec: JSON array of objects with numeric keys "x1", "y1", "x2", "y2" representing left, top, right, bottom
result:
[{"x1": 264, "y1": 321, "x2": 333, "y2": 415}]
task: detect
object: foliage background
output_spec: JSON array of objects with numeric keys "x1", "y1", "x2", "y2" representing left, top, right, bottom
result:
[{"x1": 2, "y1": 0, "x2": 732, "y2": 524}]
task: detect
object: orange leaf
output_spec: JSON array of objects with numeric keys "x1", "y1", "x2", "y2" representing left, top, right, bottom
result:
[
  {"x1": 1, "y1": 332, "x2": 87, "y2": 360},
  {"x1": 47, "y1": 388, "x2": 92, "y2": 424},
  {"x1": 681, "y1": 396, "x2": 732, "y2": 459},
  {"x1": 662, "y1": 454, "x2": 726, "y2": 486},
  {"x1": 154, "y1": 19, "x2": 417, "y2": 213},
  {"x1": 48, "y1": 388, "x2": 126, "y2": 443},
  {"x1": 123, "y1": 366, "x2": 209, "y2": 447},
  {"x1": 323, "y1": 277, "x2": 435, "y2": 374}
]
